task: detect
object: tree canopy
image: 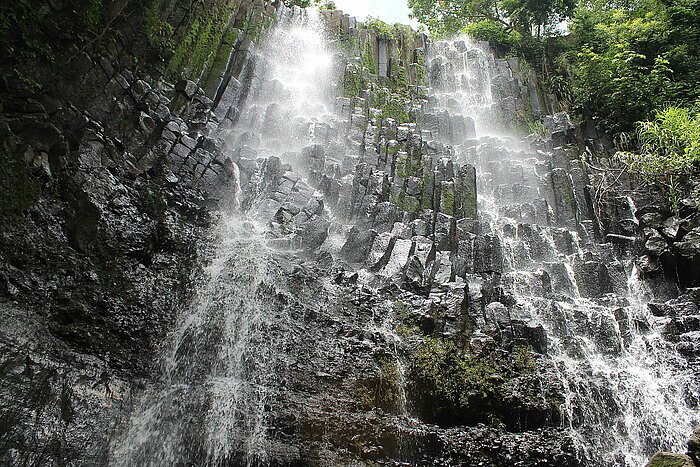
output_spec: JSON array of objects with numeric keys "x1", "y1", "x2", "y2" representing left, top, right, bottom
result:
[{"x1": 407, "y1": 0, "x2": 576, "y2": 37}]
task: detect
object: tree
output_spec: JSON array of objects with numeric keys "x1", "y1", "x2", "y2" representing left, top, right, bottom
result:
[
  {"x1": 618, "y1": 102, "x2": 700, "y2": 210},
  {"x1": 567, "y1": 0, "x2": 700, "y2": 134},
  {"x1": 282, "y1": 0, "x2": 336, "y2": 8},
  {"x1": 408, "y1": 0, "x2": 575, "y2": 37}
]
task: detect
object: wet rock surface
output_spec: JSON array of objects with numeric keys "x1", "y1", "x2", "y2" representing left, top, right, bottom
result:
[
  {"x1": 0, "y1": 0, "x2": 273, "y2": 463},
  {"x1": 1, "y1": 2, "x2": 699, "y2": 467}
]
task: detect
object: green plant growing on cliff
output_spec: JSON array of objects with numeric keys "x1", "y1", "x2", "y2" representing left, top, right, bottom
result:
[
  {"x1": 165, "y1": 0, "x2": 241, "y2": 80},
  {"x1": 442, "y1": 188, "x2": 455, "y2": 215},
  {"x1": 410, "y1": 337, "x2": 507, "y2": 424},
  {"x1": 361, "y1": 37, "x2": 378, "y2": 75},
  {"x1": 617, "y1": 102, "x2": 700, "y2": 211},
  {"x1": 283, "y1": 0, "x2": 312, "y2": 6},
  {"x1": 354, "y1": 358, "x2": 405, "y2": 412},
  {"x1": 364, "y1": 17, "x2": 397, "y2": 40},
  {"x1": 283, "y1": 0, "x2": 336, "y2": 9},
  {"x1": 512, "y1": 345, "x2": 537, "y2": 374},
  {"x1": 379, "y1": 359, "x2": 405, "y2": 410},
  {"x1": 144, "y1": 0, "x2": 174, "y2": 52},
  {"x1": 395, "y1": 155, "x2": 421, "y2": 178}
]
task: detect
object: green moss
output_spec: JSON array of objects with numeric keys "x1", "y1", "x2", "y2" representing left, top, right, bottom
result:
[
  {"x1": 380, "y1": 99, "x2": 410, "y2": 124},
  {"x1": 202, "y1": 30, "x2": 240, "y2": 97},
  {"x1": 355, "y1": 384, "x2": 376, "y2": 410},
  {"x1": 353, "y1": 358, "x2": 405, "y2": 412},
  {"x1": 0, "y1": 146, "x2": 41, "y2": 217},
  {"x1": 379, "y1": 359, "x2": 404, "y2": 409},
  {"x1": 413, "y1": 47, "x2": 428, "y2": 86},
  {"x1": 512, "y1": 345, "x2": 537, "y2": 374},
  {"x1": 343, "y1": 64, "x2": 363, "y2": 98},
  {"x1": 143, "y1": 0, "x2": 173, "y2": 52},
  {"x1": 394, "y1": 300, "x2": 410, "y2": 317},
  {"x1": 363, "y1": 17, "x2": 397, "y2": 40},
  {"x1": 341, "y1": 35, "x2": 359, "y2": 55},
  {"x1": 442, "y1": 188, "x2": 455, "y2": 215},
  {"x1": 361, "y1": 37, "x2": 377, "y2": 75},
  {"x1": 391, "y1": 193, "x2": 420, "y2": 213},
  {"x1": 646, "y1": 453, "x2": 695, "y2": 467},
  {"x1": 165, "y1": 0, "x2": 245, "y2": 82},
  {"x1": 463, "y1": 187, "x2": 477, "y2": 219},
  {"x1": 394, "y1": 301, "x2": 422, "y2": 337},
  {"x1": 410, "y1": 337, "x2": 507, "y2": 423},
  {"x1": 395, "y1": 155, "x2": 421, "y2": 179},
  {"x1": 386, "y1": 141, "x2": 400, "y2": 156}
]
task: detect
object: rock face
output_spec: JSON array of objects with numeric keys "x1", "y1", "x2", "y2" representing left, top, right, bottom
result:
[
  {"x1": 0, "y1": 0, "x2": 276, "y2": 464},
  {"x1": 1, "y1": 2, "x2": 699, "y2": 467}
]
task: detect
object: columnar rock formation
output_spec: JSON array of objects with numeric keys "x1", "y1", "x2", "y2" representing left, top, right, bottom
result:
[{"x1": 1, "y1": 2, "x2": 699, "y2": 466}]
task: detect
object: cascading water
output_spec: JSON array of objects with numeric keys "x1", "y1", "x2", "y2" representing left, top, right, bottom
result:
[
  {"x1": 110, "y1": 10, "x2": 335, "y2": 465},
  {"x1": 426, "y1": 37, "x2": 698, "y2": 465},
  {"x1": 108, "y1": 9, "x2": 698, "y2": 466},
  {"x1": 110, "y1": 219, "x2": 288, "y2": 465}
]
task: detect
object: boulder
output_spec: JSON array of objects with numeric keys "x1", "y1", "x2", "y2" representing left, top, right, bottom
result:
[
  {"x1": 298, "y1": 215, "x2": 329, "y2": 251},
  {"x1": 645, "y1": 452, "x2": 694, "y2": 467},
  {"x1": 340, "y1": 227, "x2": 378, "y2": 264},
  {"x1": 675, "y1": 228, "x2": 700, "y2": 258}
]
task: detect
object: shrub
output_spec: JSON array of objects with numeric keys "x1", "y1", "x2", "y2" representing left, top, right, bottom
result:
[
  {"x1": 617, "y1": 102, "x2": 700, "y2": 210},
  {"x1": 462, "y1": 21, "x2": 514, "y2": 54}
]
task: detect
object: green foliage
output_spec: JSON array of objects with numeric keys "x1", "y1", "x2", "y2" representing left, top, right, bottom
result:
[
  {"x1": 364, "y1": 17, "x2": 397, "y2": 39},
  {"x1": 463, "y1": 21, "x2": 514, "y2": 52},
  {"x1": 512, "y1": 345, "x2": 537, "y2": 374},
  {"x1": 343, "y1": 65, "x2": 363, "y2": 98},
  {"x1": 354, "y1": 358, "x2": 405, "y2": 412},
  {"x1": 442, "y1": 188, "x2": 455, "y2": 215},
  {"x1": 567, "y1": 0, "x2": 700, "y2": 135},
  {"x1": 166, "y1": 1, "x2": 239, "y2": 81},
  {"x1": 395, "y1": 154, "x2": 421, "y2": 178},
  {"x1": 371, "y1": 89, "x2": 411, "y2": 124},
  {"x1": 412, "y1": 0, "x2": 700, "y2": 145},
  {"x1": 618, "y1": 103, "x2": 700, "y2": 210},
  {"x1": 379, "y1": 99, "x2": 411, "y2": 125},
  {"x1": 379, "y1": 359, "x2": 405, "y2": 409},
  {"x1": 463, "y1": 187, "x2": 477, "y2": 218},
  {"x1": 359, "y1": 37, "x2": 378, "y2": 76},
  {"x1": 283, "y1": 0, "x2": 336, "y2": 8},
  {"x1": 316, "y1": 1, "x2": 336, "y2": 9},
  {"x1": 144, "y1": 0, "x2": 174, "y2": 52},
  {"x1": 408, "y1": 0, "x2": 575, "y2": 38}
]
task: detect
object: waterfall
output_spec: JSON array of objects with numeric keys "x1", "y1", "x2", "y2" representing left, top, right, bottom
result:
[
  {"x1": 109, "y1": 11, "x2": 698, "y2": 467},
  {"x1": 110, "y1": 10, "x2": 334, "y2": 465},
  {"x1": 426, "y1": 37, "x2": 698, "y2": 465}
]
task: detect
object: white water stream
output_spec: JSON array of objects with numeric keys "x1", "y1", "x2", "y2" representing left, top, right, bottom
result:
[
  {"x1": 427, "y1": 37, "x2": 698, "y2": 465},
  {"x1": 110, "y1": 10, "x2": 334, "y2": 465}
]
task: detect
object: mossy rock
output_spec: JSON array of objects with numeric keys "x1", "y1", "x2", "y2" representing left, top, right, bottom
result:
[
  {"x1": 0, "y1": 143, "x2": 41, "y2": 217},
  {"x1": 645, "y1": 452, "x2": 694, "y2": 467}
]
